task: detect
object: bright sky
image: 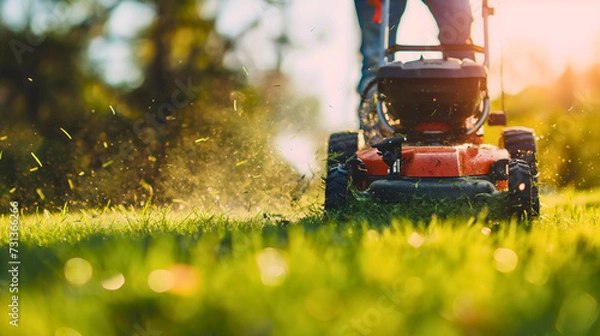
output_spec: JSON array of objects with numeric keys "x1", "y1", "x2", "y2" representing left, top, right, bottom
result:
[{"x1": 494, "y1": 1, "x2": 600, "y2": 90}]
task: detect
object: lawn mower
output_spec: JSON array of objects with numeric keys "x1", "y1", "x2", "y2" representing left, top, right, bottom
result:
[{"x1": 325, "y1": 0, "x2": 539, "y2": 218}]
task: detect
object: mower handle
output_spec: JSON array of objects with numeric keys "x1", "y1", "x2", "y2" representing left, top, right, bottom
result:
[
  {"x1": 386, "y1": 44, "x2": 485, "y2": 57},
  {"x1": 380, "y1": 0, "x2": 494, "y2": 68}
]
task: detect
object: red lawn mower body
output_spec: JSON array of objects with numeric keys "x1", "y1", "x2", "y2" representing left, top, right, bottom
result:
[{"x1": 324, "y1": 1, "x2": 539, "y2": 218}]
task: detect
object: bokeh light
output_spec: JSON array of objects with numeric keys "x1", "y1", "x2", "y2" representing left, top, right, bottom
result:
[
  {"x1": 148, "y1": 269, "x2": 175, "y2": 293},
  {"x1": 166, "y1": 264, "x2": 201, "y2": 296},
  {"x1": 408, "y1": 232, "x2": 425, "y2": 248},
  {"x1": 556, "y1": 293, "x2": 599, "y2": 335},
  {"x1": 101, "y1": 273, "x2": 125, "y2": 291},
  {"x1": 64, "y1": 258, "x2": 93, "y2": 285},
  {"x1": 493, "y1": 248, "x2": 518, "y2": 273},
  {"x1": 256, "y1": 247, "x2": 288, "y2": 287}
]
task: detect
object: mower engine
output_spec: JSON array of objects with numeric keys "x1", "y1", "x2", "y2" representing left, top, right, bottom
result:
[{"x1": 377, "y1": 57, "x2": 488, "y2": 143}]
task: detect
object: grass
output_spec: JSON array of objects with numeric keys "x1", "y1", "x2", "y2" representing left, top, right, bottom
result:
[{"x1": 1, "y1": 191, "x2": 600, "y2": 335}]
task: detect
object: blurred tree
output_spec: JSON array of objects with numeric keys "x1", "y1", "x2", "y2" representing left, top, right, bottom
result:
[
  {"x1": 0, "y1": 1, "x2": 220, "y2": 208},
  {"x1": 0, "y1": 1, "x2": 113, "y2": 208},
  {"x1": 507, "y1": 65, "x2": 600, "y2": 190},
  {"x1": 0, "y1": 0, "x2": 309, "y2": 211}
]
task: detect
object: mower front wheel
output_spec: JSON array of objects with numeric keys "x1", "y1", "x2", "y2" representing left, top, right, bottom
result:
[
  {"x1": 324, "y1": 132, "x2": 360, "y2": 211},
  {"x1": 324, "y1": 166, "x2": 350, "y2": 211},
  {"x1": 508, "y1": 159, "x2": 539, "y2": 219}
]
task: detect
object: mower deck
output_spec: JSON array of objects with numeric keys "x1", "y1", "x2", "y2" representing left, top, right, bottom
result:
[
  {"x1": 357, "y1": 144, "x2": 510, "y2": 178},
  {"x1": 368, "y1": 176, "x2": 497, "y2": 203},
  {"x1": 325, "y1": 130, "x2": 539, "y2": 218},
  {"x1": 356, "y1": 143, "x2": 509, "y2": 202}
]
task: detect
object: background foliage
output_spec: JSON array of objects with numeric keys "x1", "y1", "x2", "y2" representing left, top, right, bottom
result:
[
  {"x1": 0, "y1": 0, "x2": 322, "y2": 212},
  {"x1": 500, "y1": 65, "x2": 600, "y2": 190}
]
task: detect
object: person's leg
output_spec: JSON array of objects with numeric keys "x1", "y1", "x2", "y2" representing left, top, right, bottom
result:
[
  {"x1": 422, "y1": 0, "x2": 474, "y2": 60},
  {"x1": 354, "y1": 0, "x2": 406, "y2": 144},
  {"x1": 355, "y1": 0, "x2": 406, "y2": 143},
  {"x1": 388, "y1": 0, "x2": 406, "y2": 59},
  {"x1": 354, "y1": 0, "x2": 407, "y2": 95},
  {"x1": 355, "y1": 0, "x2": 381, "y2": 96}
]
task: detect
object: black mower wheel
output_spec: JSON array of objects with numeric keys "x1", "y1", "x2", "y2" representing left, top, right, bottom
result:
[
  {"x1": 324, "y1": 132, "x2": 359, "y2": 211},
  {"x1": 502, "y1": 127, "x2": 537, "y2": 158},
  {"x1": 508, "y1": 159, "x2": 538, "y2": 219},
  {"x1": 327, "y1": 132, "x2": 360, "y2": 166},
  {"x1": 324, "y1": 166, "x2": 350, "y2": 211},
  {"x1": 502, "y1": 127, "x2": 540, "y2": 218}
]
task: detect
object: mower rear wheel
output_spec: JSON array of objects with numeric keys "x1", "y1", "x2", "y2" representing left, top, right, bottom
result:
[
  {"x1": 327, "y1": 132, "x2": 360, "y2": 166},
  {"x1": 508, "y1": 159, "x2": 539, "y2": 219},
  {"x1": 502, "y1": 127, "x2": 537, "y2": 158},
  {"x1": 359, "y1": 84, "x2": 386, "y2": 145}
]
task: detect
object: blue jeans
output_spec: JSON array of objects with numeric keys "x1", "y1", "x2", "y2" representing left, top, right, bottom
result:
[
  {"x1": 354, "y1": 0, "x2": 474, "y2": 95},
  {"x1": 354, "y1": 0, "x2": 405, "y2": 96}
]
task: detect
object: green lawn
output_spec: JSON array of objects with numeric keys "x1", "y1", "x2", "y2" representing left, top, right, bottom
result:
[{"x1": 2, "y1": 190, "x2": 600, "y2": 336}]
